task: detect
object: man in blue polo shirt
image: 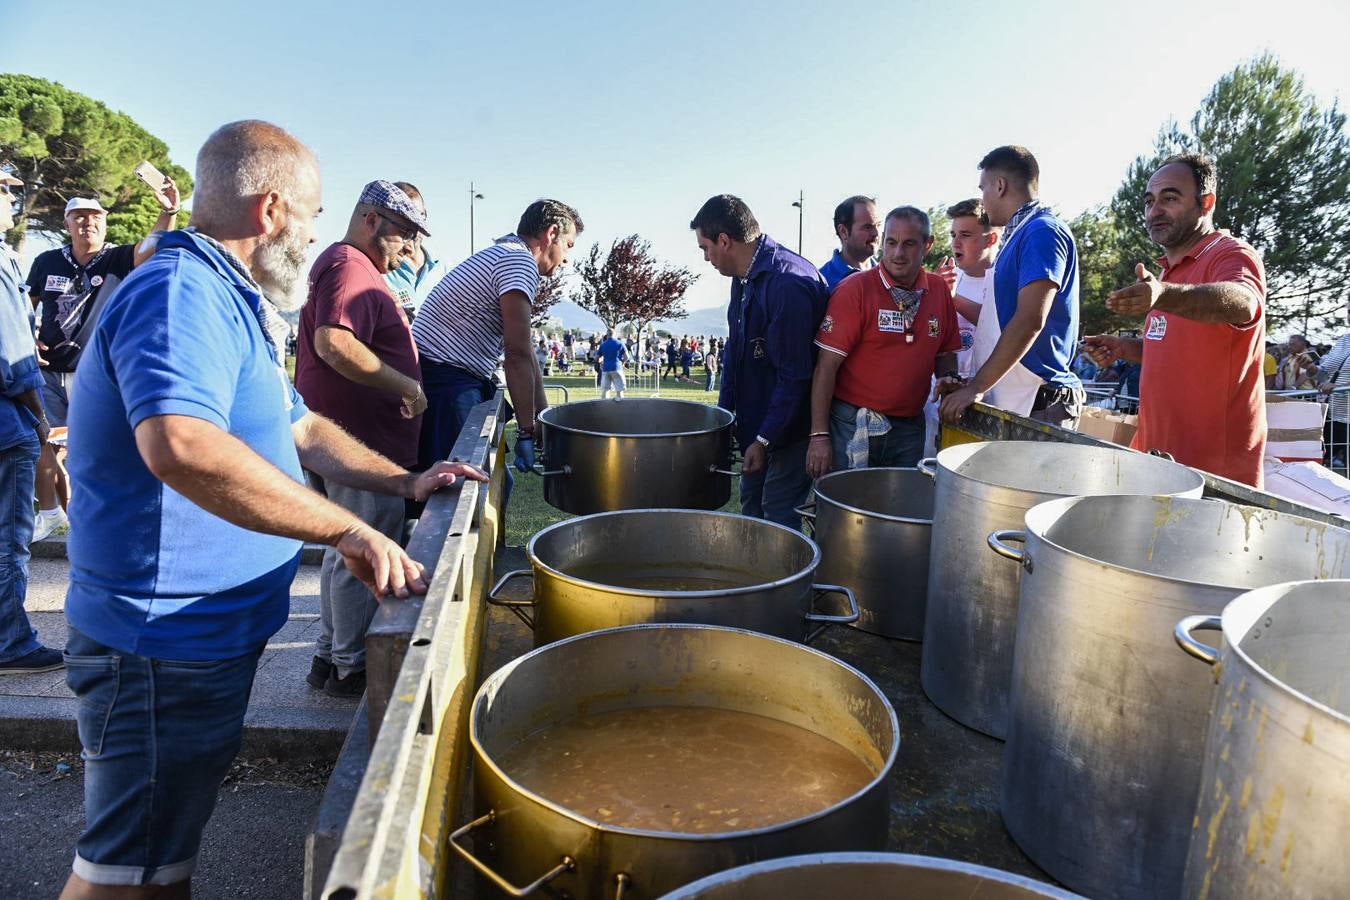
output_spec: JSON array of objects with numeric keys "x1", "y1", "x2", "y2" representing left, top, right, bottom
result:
[
  {"x1": 818, "y1": 195, "x2": 880, "y2": 291},
  {"x1": 939, "y1": 145, "x2": 1084, "y2": 428},
  {"x1": 382, "y1": 181, "x2": 449, "y2": 320},
  {"x1": 691, "y1": 194, "x2": 828, "y2": 530},
  {"x1": 59, "y1": 120, "x2": 484, "y2": 899}
]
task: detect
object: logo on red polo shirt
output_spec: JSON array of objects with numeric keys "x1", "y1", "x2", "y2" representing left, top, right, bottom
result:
[
  {"x1": 878, "y1": 309, "x2": 907, "y2": 332},
  {"x1": 928, "y1": 316, "x2": 940, "y2": 337},
  {"x1": 820, "y1": 314, "x2": 834, "y2": 334},
  {"x1": 1145, "y1": 314, "x2": 1167, "y2": 341}
]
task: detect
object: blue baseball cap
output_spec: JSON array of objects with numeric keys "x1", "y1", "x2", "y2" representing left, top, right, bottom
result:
[{"x1": 358, "y1": 180, "x2": 430, "y2": 236}]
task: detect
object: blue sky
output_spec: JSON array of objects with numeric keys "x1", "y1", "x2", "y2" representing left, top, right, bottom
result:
[{"x1": 7, "y1": 0, "x2": 1349, "y2": 312}]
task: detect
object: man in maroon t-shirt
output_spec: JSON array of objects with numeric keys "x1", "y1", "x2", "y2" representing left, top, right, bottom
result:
[{"x1": 295, "y1": 180, "x2": 431, "y2": 696}]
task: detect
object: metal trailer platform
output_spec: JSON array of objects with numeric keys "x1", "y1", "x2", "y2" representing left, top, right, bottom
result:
[{"x1": 307, "y1": 397, "x2": 1342, "y2": 899}]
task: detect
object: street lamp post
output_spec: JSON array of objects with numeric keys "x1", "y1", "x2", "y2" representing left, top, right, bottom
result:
[
  {"x1": 469, "y1": 182, "x2": 484, "y2": 254},
  {"x1": 791, "y1": 190, "x2": 803, "y2": 255}
]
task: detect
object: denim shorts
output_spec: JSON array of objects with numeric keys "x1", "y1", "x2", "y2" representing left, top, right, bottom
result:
[{"x1": 64, "y1": 626, "x2": 264, "y2": 886}]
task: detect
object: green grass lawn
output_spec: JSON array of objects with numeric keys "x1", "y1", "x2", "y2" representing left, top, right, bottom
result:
[{"x1": 503, "y1": 370, "x2": 738, "y2": 547}]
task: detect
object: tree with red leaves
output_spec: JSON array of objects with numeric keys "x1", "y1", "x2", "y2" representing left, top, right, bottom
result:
[
  {"x1": 574, "y1": 235, "x2": 698, "y2": 337},
  {"x1": 532, "y1": 271, "x2": 567, "y2": 327}
]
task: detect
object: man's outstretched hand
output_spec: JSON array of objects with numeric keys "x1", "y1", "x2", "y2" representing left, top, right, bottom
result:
[
  {"x1": 1104, "y1": 263, "x2": 1163, "y2": 317},
  {"x1": 335, "y1": 524, "x2": 427, "y2": 600},
  {"x1": 407, "y1": 461, "x2": 489, "y2": 501}
]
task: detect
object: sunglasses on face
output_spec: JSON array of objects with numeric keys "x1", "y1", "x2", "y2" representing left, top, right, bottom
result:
[{"x1": 376, "y1": 212, "x2": 419, "y2": 242}]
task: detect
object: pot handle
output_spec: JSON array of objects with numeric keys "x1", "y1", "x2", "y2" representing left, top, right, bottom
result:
[
  {"x1": 531, "y1": 463, "x2": 570, "y2": 477},
  {"x1": 448, "y1": 811, "x2": 574, "y2": 897},
  {"x1": 916, "y1": 457, "x2": 938, "y2": 479},
  {"x1": 487, "y1": 569, "x2": 536, "y2": 629},
  {"x1": 987, "y1": 529, "x2": 1032, "y2": 572},
  {"x1": 793, "y1": 501, "x2": 816, "y2": 520},
  {"x1": 708, "y1": 462, "x2": 740, "y2": 477},
  {"x1": 1174, "y1": 615, "x2": 1222, "y2": 665},
  {"x1": 804, "y1": 583, "x2": 860, "y2": 641}
]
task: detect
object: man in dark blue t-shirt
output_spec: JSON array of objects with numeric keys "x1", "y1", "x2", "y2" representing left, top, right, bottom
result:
[
  {"x1": 939, "y1": 145, "x2": 1085, "y2": 429},
  {"x1": 597, "y1": 331, "x2": 628, "y2": 399}
]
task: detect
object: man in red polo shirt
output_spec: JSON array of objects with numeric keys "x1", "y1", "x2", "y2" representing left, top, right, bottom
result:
[
  {"x1": 1082, "y1": 153, "x2": 1266, "y2": 486},
  {"x1": 806, "y1": 206, "x2": 961, "y2": 476}
]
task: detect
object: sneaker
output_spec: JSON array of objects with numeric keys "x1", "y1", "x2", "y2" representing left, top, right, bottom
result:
[
  {"x1": 306, "y1": 656, "x2": 334, "y2": 690},
  {"x1": 32, "y1": 508, "x2": 68, "y2": 543},
  {"x1": 324, "y1": 668, "x2": 367, "y2": 699},
  {"x1": 0, "y1": 646, "x2": 65, "y2": 675}
]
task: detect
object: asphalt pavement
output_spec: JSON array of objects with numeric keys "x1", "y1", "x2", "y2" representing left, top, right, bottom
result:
[{"x1": 1, "y1": 750, "x2": 328, "y2": 900}]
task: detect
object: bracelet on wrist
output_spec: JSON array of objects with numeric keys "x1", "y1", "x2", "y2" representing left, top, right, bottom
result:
[{"x1": 809, "y1": 432, "x2": 829, "y2": 440}]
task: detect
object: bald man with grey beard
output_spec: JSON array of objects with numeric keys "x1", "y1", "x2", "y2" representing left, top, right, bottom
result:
[{"x1": 57, "y1": 120, "x2": 486, "y2": 900}]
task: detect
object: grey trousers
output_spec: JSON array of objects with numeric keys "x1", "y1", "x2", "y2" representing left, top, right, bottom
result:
[{"x1": 307, "y1": 473, "x2": 408, "y2": 677}]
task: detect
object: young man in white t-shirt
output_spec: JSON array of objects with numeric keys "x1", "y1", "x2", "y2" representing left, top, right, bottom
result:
[
  {"x1": 936, "y1": 196, "x2": 1052, "y2": 418},
  {"x1": 946, "y1": 198, "x2": 1000, "y2": 374},
  {"x1": 922, "y1": 199, "x2": 1002, "y2": 454}
]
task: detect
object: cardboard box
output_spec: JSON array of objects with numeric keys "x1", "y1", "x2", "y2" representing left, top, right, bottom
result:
[{"x1": 1078, "y1": 406, "x2": 1138, "y2": 446}]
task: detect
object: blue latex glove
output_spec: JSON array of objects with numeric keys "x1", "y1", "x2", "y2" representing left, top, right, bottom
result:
[{"x1": 513, "y1": 436, "x2": 537, "y2": 474}]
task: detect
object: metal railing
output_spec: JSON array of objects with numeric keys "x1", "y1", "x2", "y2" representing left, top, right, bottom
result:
[{"x1": 323, "y1": 391, "x2": 507, "y2": 899}]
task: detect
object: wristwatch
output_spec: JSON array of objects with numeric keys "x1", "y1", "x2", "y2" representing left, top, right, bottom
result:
[{"x1": 755, "y1": 435, "x2": 771, "y2": 450}]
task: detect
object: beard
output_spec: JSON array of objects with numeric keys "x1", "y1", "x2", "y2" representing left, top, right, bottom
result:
[{"x1": 250, "y1": 224, "x2": 310, "y2": 311}]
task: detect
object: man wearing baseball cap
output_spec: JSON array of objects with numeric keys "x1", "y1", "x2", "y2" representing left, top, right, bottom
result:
[
  {"x1": 293, "y1": 179, "x2": 431, "y2": 696},
  {"x1": 24, "y1": 183, "x2": 181, "y2": 542},
  {"x1": 0, "y1": 171, "x2": 61, "y2": 675}
]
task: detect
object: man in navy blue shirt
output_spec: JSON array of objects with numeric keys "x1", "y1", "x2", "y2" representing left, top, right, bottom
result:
[
  {"x1": 818, "y1": 195, "x2": 880, "y2": 291},
  {"x1": 691, "y1": 195, "x2": 827, "y2": 530},
  {"x1": 939, "y1": 146, "x2": 1084, "y2": 428},
  {"x1": 59, "y1": 120, "x2": 485, "y2": 899}
]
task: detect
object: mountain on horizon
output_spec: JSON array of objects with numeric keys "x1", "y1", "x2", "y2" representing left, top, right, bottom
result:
[{"x1": 542, "y1": 300, "x2": 729, "y2": 338}]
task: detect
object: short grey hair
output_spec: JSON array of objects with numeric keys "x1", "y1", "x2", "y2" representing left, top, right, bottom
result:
[
  {"x1": 191, "y1": 120, "x2": 318, "y2": 233},
  {"x1": 884, "y1": 205, "x2": 932, "y2": 240}
]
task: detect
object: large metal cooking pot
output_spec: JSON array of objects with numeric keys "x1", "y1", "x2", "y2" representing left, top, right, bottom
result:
[
  {"x1": 918, "y1": 441, "x2": 1205, "y2": 738},
  {"x1": 994, "y1": 495, "x2": 1350, "y2": 900},
  {"x1": 1175, "y1": 580, "x2": 1350, "y2": 899},
  {"x1": 488, "y1": 509, "x2": 858, "y2": 647},
  {"x1": 452, "y1": 624, "x2": 898, "y2": 900},
  {"x1": 660, "y1": 852, "x2": 1082, "y2": 899},
  {"x1": 799, "y1": 467, "x2": 934, "y2": 640},
  {"x1": 536, "y1": 398, "x2": 735, "y2": 514}
]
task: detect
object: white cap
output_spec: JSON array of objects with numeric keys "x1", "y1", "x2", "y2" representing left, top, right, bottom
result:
[
  {"x1": 0, "y1": 172, "x2": 21, "y2": 187},
  {"x1": 64, "y1": 197, "x2": 107, "y2": 216}
]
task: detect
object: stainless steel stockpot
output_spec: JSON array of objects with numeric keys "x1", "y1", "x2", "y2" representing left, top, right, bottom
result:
[
  {"x1": 801, "y1": 467, "x2": 934, "y2": 640},
  {"x1": 660, "y1": 852, "x2": 1082, "y2": 899},
  {"x1": 995, "y1": 495, "x2": 1350, "y2": 900},
  {"x1": 452, "y1": 624, "x2": 898, "y2": 900},
  {"x1": 1175, "y1": 580, "x2": 1350, "y2": 900},
  {"x1": 918, "y1": 441, "x2": 1205, "y2": 738},
  {"x1": 536, "y1": 398, "x2": 735, "y2": 514},
  {"x1": 488, "y1": 509, "x2": 858, "y2": 647}
]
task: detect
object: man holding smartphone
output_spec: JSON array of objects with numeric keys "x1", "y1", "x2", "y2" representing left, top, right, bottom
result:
[{"x1": 24, "y1": 177, "x2": 181, "y2": 541}]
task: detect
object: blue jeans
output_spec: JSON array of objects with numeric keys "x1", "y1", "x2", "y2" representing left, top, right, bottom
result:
[
  {"x1": 0, "y1": 432, "x2": 40, "y2": 665},
  {"x1": 739, "y1": 437, "x2": 811, "y2": 531},
  {"x1": 64, "y1": 626, "x2": 264, "y2": 885},
  {"x1": 418, "y1": 362, "x2": 497, "y2": 470},
  {"x1": 827, "y1": 399, "x2": 925, "y2": 470}
]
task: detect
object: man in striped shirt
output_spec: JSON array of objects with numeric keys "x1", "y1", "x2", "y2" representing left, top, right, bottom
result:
[{"x1": 411, "y1": 200, "x2": 582, "y2": 471}]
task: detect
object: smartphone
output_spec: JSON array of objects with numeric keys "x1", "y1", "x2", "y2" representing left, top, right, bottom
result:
[{"x1": 134, "y1": 160, "x2": 169, "y2": 198}]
